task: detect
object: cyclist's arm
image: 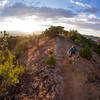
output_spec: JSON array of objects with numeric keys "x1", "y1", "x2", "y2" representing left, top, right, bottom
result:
[{"x1": 76, "y1": 48, "x2": 80, "y2": 58}]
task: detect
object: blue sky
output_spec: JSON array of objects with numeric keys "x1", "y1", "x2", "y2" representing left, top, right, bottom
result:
[{"x1": 0, "y1": 0, "x2": 100, "y2": 37}]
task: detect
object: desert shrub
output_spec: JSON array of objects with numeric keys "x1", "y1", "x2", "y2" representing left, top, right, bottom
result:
[
  {"x1": 67, "y1": 30, "x2": 79, "y2": 41},
  {"x1": 94, "y1": 48, "x2": 100, "y2": 55},
  {"x1": 93, "y1": 44, "x2": 100, "y2": 55},
  {"x1": 0, "y1": 31, "x2": 24, "y2": 94},
  {"x1": 74, "y1": 39, "x2": 79, "y2": 45},
  {"x1": 67, "y1": 31, "x2": 74, "y2": 39},
  {"x1": 15, "y1": 40, "x2": 29, "y2": 58},
  {"x1": 43, "y1": 26, "x2": 64, "y2": 38},
  {"x1": 8, "y1": 36, "x2": 26, "y2": 50},
  {"x1": 79, "y1": 44, "x2": 92, "y2": 60},
  {"x1": 46, "y1": 56, "x2": 56, "y2": 66},
  {"x1": 85, "y1": 39, "x2": 92, "y2": 47},
  {"x1": 63, "y1": 30, "x2": 68, "y2": 36},
  {"x1": 28, "y1": 34, "x2": 39, "y2": 45},
  {"x1": 82, "y1": 42, "x2": 92, "y2": 48},
  {"x1": 48, "y1": 50, "x2": 53, "y2": 55}
]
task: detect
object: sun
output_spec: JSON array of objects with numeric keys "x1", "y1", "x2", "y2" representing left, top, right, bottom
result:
[{"x1": 1, "y1": 17, "x2": 41, "y2": 33}]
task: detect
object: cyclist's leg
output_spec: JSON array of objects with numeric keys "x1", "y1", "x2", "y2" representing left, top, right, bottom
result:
[
  {"x1": 72, "y1": 55, "x2": 75, "y2": 71},
  {"x1": 68, "y1": 53, "x2": 72, "y2": 64}
]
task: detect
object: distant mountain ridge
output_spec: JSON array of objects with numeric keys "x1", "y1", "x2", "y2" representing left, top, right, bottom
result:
[{"x1": 84, "y1": 35, "x2": 100, "y2": 43}]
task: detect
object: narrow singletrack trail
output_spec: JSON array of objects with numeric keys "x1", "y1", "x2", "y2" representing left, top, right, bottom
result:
[{"x1": 56, "y1": 36, "x2": 83, "y2": 100}]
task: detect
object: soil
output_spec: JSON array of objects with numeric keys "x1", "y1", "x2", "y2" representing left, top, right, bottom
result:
[{"x1": 9, "y1": 36, "x2": 100, "y2": 100}]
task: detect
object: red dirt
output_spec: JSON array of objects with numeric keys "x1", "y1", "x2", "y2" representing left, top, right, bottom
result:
[{"x1": 17, "y1": 36, "x2": 100, "y2": 100}]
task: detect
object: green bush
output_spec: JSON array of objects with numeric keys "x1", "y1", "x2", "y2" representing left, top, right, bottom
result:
[
  {"x1": 79, "y1": 44, "x2": 92, "y2": 60},
  {"x1": 43, "y1": 26, "x2": 64, "y2": 38},
  {"x1": 94, "y1": 48, "x2": 100, "y2": 55},
  {"x1": 67, "y1": 30, "x2": 79, "y2": 41},
  {"x1": 94, "y1": 44, "x2": 100, "y2": 55},
  {"x1": 46, "y1": 56, "x2": 56, "y2": 66},
  {"x1": 48, "y1": 50, "x2": 53, "y2": 55},
  {"x1": 0, "y1": 32, "x2": 24, "y2": 94},
  {"x1": 63, "y1": 30, "x2": 68, "y2": 36},
  {"x1": 8, "y1": 36, "x2": 26, "y2": 50},
  {"x1": 15, "y1": 40, "x2": 29, "y2": 58},
  {"x1": 74, "y1": 39, "x2": 79, "y2": 45}
]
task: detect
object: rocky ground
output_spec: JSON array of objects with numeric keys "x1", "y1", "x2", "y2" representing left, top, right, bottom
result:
[
  {"x1": 56, "y1": 36, "x2": 100, "y2": 100},
  {"x1": 13, "y1": 38, "x2": 62, "y2": 100},
  {"x1": 1, "y1": 36, "x2": 100, "y2": 100}
]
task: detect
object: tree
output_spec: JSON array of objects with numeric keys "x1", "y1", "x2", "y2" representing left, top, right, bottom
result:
[
  {"x1": 79, "y1": 44, "x2": 92, "y2": 60},
  {"x1": 67, "y1": 30, "x2": 80, "y2": 41},
  {"x1": 63, "y1": 30, "x2": 68, "y2": 36},
  {"x1": 74, "y1": 39, "x2": 79, "y2": 45},
  {"x1": 43, "y1": 26, "x2": 64, "y2": 38}
]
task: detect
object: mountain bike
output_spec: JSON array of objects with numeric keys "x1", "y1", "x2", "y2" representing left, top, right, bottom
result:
[{"x1": 69, "y1": 55, "x2": 79, "y2": 72}]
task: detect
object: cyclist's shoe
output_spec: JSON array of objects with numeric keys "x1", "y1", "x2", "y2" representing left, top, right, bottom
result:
[
  {"x1": 77, "y1": 56, "x2": 80, "y2": 60},
  {"x1": 69, "y1": 55, "x2": 72, "y2": 57},
  {"x1": 69, "y1": 60, "x2": 72, "y2": 64}
]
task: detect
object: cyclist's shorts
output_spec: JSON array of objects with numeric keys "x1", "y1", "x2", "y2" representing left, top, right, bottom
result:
[{"x1": 68, "y1": 57, "x2": 72, "y2": 63}]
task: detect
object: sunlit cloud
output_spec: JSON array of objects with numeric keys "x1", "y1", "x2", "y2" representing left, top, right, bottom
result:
[
  {"x1": 0, "y1": 17, "x2": 43, "y2": 32},
  {"x1": 70, "y1": 0, "x2": 92, "y2": 8},
  {"x1": 88, "y1": 14, "x2": 96, "y2": 19},
  {"x1": 0, "y1": 0, "x2": 8, "y2": 8}
]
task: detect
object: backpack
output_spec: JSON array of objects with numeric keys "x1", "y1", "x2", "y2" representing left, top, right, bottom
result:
[{"x1": 71, "y1": 48, "x2": 76, "y2": 55}]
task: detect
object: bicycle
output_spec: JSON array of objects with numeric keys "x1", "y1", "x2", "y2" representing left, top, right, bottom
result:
[{"x1": 68, "y1": 55, "x2": 79, "y2": 72}]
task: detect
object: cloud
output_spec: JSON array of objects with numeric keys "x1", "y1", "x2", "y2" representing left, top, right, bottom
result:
[
  {"x1": 77, "y1": 22, "x2": 100, "y2": 31},
  {"x1": 70, "y1": 0, "x2": 100, "y2": 14},
  {"x1": 0, "y1": 0, "x2": 8, "y2": 8},
  {"x1": 88, "y1": 14, "x2": 96, "y2": 19},
  {"x1": 70, "y1": 0, "x2": 92, "y2": 8},
  {"x1": 88, "y1": 18, "x2": 100, "y2": 23},
  {"x1": 56, "y1": 14, "x2": 100, "y2": 32},
  {"x1": 1, "y1": 2, "x2": 77, "y2": 19},
  {"x1": 79, "y1": 7, "x2": 100, "y2": 14},
  {"x1": 0, "y1": 1, "x2": 100, "y2": 37}
]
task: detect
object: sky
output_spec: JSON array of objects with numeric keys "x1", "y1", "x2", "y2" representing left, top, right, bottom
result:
[{"x1": 0, "y1": 0, "x2": 100, "y2": 37}]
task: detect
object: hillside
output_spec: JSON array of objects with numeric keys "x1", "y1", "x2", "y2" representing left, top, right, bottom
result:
[
  {"x1": 0, "y1": 28, "x2": 100, "y2": 100},
  {"x1": 84, "y1": 35, "x2": 100, "y2": 44},
  {"x1": 16, "y1": 36, "x2": 100, "y2": 100},
  {"x1": 56, "y1": 36, "x2": 100, "y2": 100},
  {"x1": 4, "y1": 36, "x2": 100, "y2": 100}
]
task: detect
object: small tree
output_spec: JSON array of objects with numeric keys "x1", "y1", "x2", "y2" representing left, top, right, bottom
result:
[
  {"x1": 15, "y1": 40, "x2": 29, "y2": 58},
  {"x1": 74, "y1": 39, "x2": 79, "y2": 45},
  {"x1": 0, "y1": 31, "x2": 24, "y2": 94},
  {"x1": 79, "y1": 44, "x2": 92, "y2": 60},
  {"x1": 94, "y1": 44, "x2": 100, "y2": 55},
  {"x1": 46, "y1": 56, "x2": 56, "y2": 66},
  {"x1": 48, "y1": 50, "x2": 53, "y2": 56},
  {"x1": 63, "y1": 30, "x2": 68, "y2": 36},
  {"x1": 67, "y1": 30, "x2": 79, "y2": 40},
  {"x1": 43, "y1": 26, "x2": 64, "y2": 38}
]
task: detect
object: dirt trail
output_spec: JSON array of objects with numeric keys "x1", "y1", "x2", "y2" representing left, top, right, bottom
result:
[
  {"x1": 17, "y1": 36, "x2": 100, "y2": 100},
  {"x1": 56, "y1": 36, "x2": 83, "y2": 100}
]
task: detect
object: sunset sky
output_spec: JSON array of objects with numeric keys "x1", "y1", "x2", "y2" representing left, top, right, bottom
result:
[{"x1": 0, "y1": 0, "x2": 100, "y2": 37}]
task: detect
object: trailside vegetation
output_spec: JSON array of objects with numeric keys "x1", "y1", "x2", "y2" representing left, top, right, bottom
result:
[
  {"x1": 79, "y1": 44, "x2": 92, "y2": 60},
  {"x1": 43, "y1": 26, "x2": 64, "y2": 38},
  {"x1": 46, "y1": 50, "x2": 56, "y2": 66},
  {"x1": 0, "y1": 31, "x2": 24, "y2": 94}
]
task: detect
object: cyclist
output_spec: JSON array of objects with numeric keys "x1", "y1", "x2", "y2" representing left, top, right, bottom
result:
[{"x1": 67, "y1": 45, "x2": 79, "y2": 63}]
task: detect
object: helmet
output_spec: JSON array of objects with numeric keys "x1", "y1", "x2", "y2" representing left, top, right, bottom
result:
[{"x1": 72, "y1": 45, "x2": 75, "y2": 48}]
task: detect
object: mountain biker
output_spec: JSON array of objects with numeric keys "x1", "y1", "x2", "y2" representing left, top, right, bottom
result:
[{"x1": 67, "y1": 45, "x2": 79, "y2": 63}]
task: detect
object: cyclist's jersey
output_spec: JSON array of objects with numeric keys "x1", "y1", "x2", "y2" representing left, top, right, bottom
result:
[{"x1": 68, "y1": 47, "x2": 79, "y2": 56}]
